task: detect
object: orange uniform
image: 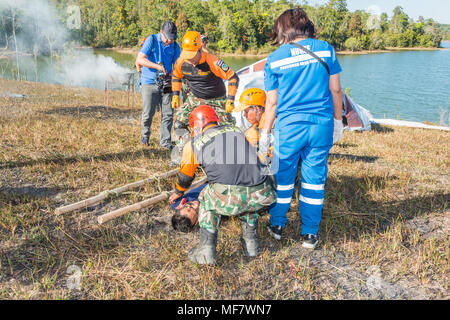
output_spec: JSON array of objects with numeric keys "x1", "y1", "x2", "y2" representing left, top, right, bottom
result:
[{"x1": 171, "y1": 51, "x2": 239, "y2": 100}]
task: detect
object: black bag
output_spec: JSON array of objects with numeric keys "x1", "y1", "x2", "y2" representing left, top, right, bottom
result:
[{"x1": 156, "y1": 69, "x2": 173, "y2": 93}]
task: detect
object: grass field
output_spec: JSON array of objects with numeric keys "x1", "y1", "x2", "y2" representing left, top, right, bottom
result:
[{"x1": 0, "y1": 79, "x2": 448, "y2": 300}]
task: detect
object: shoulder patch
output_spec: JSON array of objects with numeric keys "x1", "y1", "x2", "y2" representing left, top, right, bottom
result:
[{"x1": 217, "y1": 59, "x2": 229, "y2": 72}]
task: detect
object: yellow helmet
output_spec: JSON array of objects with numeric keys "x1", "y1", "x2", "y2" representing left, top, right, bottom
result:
[
  {"x1": 180, "y1": 31, "x2": 201, "y2": 60},
  {"x1": 235, "y1": 88, "x2": 266, "y2": 112}
]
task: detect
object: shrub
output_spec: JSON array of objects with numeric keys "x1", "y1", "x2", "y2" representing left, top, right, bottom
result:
[{"x1": 344, "y1": 37, "x2": 362, "y2": 51}]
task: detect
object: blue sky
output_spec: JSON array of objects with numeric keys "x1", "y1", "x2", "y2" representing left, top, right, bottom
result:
[{"x1": 303, "y1": 0, "x2": 450, "y2": 24}]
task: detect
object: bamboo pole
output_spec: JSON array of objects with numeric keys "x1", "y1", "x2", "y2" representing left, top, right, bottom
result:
[
  {"x1": 55, "y1": 168, "x2": 179, "y2": 215},
  {"x1": 97, "y1": 177, "x2": 208, "y2": 225}
]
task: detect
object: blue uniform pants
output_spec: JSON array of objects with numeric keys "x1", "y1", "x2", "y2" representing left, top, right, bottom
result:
[{"x1": 269, "y1": 121, "x2": 333, "y2": 235}]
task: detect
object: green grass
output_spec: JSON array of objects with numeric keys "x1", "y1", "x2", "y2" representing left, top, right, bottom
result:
[{"x1": 0, "y1": 79, "x2": 448, "y2": 299}]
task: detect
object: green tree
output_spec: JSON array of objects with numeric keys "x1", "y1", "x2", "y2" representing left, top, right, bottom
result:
[{"x1": 349, "y1": 11, "x2": 363, "y2": 37}]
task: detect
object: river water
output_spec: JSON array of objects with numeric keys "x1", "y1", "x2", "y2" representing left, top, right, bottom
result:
[{"x1": 1, "y1": 42, "x2": 449, "y2": 124}]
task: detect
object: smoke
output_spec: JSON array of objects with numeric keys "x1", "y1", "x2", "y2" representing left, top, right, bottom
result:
[
  {"x1": 0, "y1": 0, "x2": 133, "y2": 88},
  {"x1": 60, "y1": 49, "x2": 133, "y2": 87}
]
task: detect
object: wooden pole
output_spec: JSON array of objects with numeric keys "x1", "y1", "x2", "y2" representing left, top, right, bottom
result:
[
  {"x1": 131, "y1": 74, "x2": 135, "y2": 109},
  {"x1": 127, "y1": 82, "x2": 130, "y2": 108},
  {"x1": 97, "y1": 177, "x2": 208, "y2": 225},
  {"x1": 55, "y1": 168, "x2": 179, "y2": 215}
]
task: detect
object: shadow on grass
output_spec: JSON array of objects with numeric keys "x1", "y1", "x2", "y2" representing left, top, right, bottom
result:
[
  {"x1": 0, "y1": 148, "x2": 171, "y2": 169},
  {"x1": 0, "y1": 186, "x2": 70, "y2": 203},
  {"x1": 1, "y1": 174, "x2": 447, "y2": 294},
  {"x1": 329, "y1": 153, "x2": 379, "y2": 163},
  {"x1": 41, "y1": 105, "x2": 141, "y2": 121},
  {"x1": 370, "y1": 123, "x2": 395, "y2": 133},
  {"x1": 273, "y1": 174, "x2": 448, "y2": 246}
]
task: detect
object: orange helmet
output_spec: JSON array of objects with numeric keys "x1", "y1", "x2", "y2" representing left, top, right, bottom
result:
[
  {"x1": 189, "y1": 105, "x2": 218, "y2": 130},
  {"x1": 235, "y1": 88, "x2": 266, "y2": 112},
  {"x1": 180, "y1": 31, "x2": 201, "y2": 60}
]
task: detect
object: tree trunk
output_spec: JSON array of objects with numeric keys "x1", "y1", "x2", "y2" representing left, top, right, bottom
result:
[
  {"x1": 11, "y1": 9, "x2": 20, "y2": 80},
  {"x1": 1, "y1": 16, "x2": 8, "y2": 49}
]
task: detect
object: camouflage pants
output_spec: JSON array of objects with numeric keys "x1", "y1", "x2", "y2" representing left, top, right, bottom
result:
[
  {"x1": 198, "y1": 179, "x2": 276, "y2": 232},
  {"x1": 175, "y1": 93, "x2": 235, "y2": 127}
]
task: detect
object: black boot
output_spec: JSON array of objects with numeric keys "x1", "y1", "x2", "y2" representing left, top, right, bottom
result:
[
  {"x1": 187, "y1": 228, "x2": 217, "y2": 265},
  {"x1": 241, "y1": 220, "x2": 259, "y2": 257}
]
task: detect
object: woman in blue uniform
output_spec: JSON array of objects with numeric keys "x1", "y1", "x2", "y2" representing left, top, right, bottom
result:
[{"x1": 260, "y1": 8, "x2": 344, "y2": 249}]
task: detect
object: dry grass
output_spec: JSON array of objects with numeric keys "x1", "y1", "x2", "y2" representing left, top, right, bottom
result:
[{"x1": 0, "y1": 78, "x2": 448, "y2": 300}]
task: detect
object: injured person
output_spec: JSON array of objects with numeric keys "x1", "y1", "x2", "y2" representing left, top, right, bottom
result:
[{"x1": 170, "y1": 183, "x2": 206, "y2": 232}]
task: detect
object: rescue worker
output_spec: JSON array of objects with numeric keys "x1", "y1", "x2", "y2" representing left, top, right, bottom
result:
[
  {"x1": 168, "y1": 105, "x2": 276, "y2": 265},
  {"x1": 171, "y1": 31, "x2": 239, "y2": 129},
  {"x1": 261, "y1": 8, "x2": 344, "y2": 249},
  {"x1": 234, "y1": 88, "x2": 267, "y2": 148},
  {"x1": 234, "y1": 87, "x2": 274, "y2": 165}
]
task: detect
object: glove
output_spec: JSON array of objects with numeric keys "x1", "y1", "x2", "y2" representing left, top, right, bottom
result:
[
  {"x1": 225, "y1": 99, "x2": 235, "y2": 113},
  {"x1": 259, "y1": 132, "x2": 271, "y2": 157},
  {"x1": 171, "y1": 95, "x2": 180, "y2": 109},
  {"x1": 333, "y1": 118, "x2": 344, "y2": 144}
]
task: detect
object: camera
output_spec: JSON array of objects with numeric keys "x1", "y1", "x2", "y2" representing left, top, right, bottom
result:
[{"x1": 155, "y1": 62, "x2": 172, "y2": 93}]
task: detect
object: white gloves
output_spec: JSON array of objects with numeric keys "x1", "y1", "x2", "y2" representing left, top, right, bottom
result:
[
  {"x1": 259, "y1": 132, "x2": 271, "y2": 157},
  {"x1": 333, "y1": 118, "x2": 344, "y2": 144}
]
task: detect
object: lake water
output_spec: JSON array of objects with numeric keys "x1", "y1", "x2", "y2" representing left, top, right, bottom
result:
[{"x1": 1, "y1": 42, "x2": 449, "y2": 124}]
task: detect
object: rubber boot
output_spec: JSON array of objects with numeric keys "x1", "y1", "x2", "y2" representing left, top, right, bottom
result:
[
  {"x1": 241, "y1": 220, "x2": 259, "y2": 257},
  {"x1": 187, "y1": 228, "x2": 217, "y2": 265}
]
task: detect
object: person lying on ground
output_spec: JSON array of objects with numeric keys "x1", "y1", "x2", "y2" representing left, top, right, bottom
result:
[{"x1": 170, "y1": 183, "x2": 206, "y2": 232}]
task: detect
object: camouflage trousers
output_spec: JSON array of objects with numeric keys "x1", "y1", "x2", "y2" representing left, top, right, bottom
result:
[
  {"x1": 175, "y1": 93, "x2": 236, "y2": 127},
  {"x1": 198, "y1": 179, "x2": 276, "y2": 232}
]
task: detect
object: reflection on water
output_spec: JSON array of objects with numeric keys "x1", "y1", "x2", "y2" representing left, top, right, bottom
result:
[{"x1": 1, "y1": 44, "x2": 449, "y2": 124}]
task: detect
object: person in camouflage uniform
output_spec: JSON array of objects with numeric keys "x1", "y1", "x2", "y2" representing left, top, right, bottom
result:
[
  {"x1": 169, "y1": 105, "x2": 276, "y2": 265},
  {"x1": 176, "y1": 92, "x2": 235, "y2": 127},
  {"x1": 198, "y1": 182, "x2": 275, "y2": 233}
]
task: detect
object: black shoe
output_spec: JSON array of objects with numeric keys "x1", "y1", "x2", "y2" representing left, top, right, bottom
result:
[
  {"x1": 141, "y1": 137, "x2": 149, "y2": 146},
  {"x1": 267, "y1": 224, "x2": 283, "y2": 240},
  {"x1": 174, "y1": 120, "x2": 188, "y2": 130},
  {"x1": 302, "y1": 233, "x2": 318, "y2": 249}
]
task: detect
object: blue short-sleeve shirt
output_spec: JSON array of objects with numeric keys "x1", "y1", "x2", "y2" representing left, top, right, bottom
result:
[
  {"x1": 264, "y1": 38, "x2": 342, "y2": 127},
  {"x1": 140, "y1": 33, "x2": 181, "y2": 85}
]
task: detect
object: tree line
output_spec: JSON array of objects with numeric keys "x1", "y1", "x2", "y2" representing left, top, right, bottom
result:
[{"x1": 0, "y1": 0, "x2": 445, "y2": 55}]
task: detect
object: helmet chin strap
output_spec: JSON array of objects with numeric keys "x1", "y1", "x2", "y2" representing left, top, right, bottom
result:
[{"x1": 254, "y1": 107, "x2": 262, "y2": 123}]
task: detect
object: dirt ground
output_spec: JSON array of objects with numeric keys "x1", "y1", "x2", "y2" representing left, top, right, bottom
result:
[{"x1": 0, "y1": 79, "x2": 448, "y2": 300}]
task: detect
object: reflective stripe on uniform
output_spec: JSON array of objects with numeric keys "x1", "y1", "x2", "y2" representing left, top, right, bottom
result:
[
  {"x1": 301, "y1": 183, "x2": 325, "y2": 191},
  {"x1": 270, "y1": 51, "x2": 331, "y2": 69},
  {"x1": 299, "y1": 195, "x2": 324, "y2": 205},
  {"x1": 276, "y1": 197, "x2": 292, "y2": 204},
  {"x1": 277, "y1": 184, "x2": 295, "y2": 191}
]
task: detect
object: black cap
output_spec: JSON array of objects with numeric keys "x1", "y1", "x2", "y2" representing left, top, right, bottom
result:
[{"x1": 162, "y1": 21, "x2": 177, "y2": 40}]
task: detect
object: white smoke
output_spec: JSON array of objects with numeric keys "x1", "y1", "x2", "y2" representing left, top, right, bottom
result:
[
  {"x1": 60, "y1": 49, "x2": 133, "y2": 87},
  {"x1": 0, "y1": 0, "x2": 133, "y2": 87}
]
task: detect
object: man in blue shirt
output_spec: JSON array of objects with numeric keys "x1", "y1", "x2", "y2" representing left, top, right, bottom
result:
[
  {"x1": 261, "y1": 8, "x2": 344, "y2": 249},
  {"x1": 135, "y1": 21, "x2": 181, "y2": 150}
]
